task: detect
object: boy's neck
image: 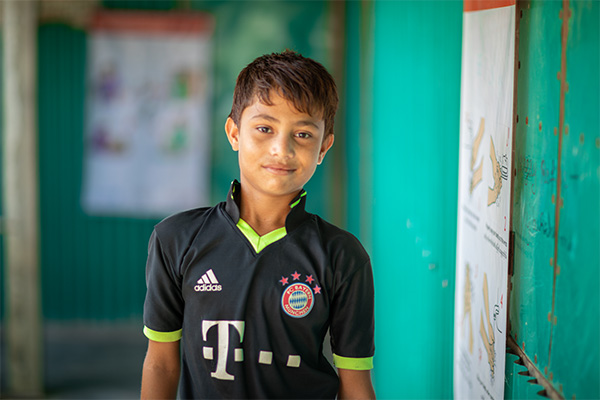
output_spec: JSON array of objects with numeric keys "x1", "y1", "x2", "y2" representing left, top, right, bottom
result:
[{"x1": 238, "y1": 186, "x2": 299, "y2": 236}]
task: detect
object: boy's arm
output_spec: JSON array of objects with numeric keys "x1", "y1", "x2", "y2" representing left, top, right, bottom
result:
[
  {"x1": 338, "y1": 369, "x2": 376, "y2": 399},
  {"x1": 141, "y1": 339, "x2": 181, "y2": 399}
]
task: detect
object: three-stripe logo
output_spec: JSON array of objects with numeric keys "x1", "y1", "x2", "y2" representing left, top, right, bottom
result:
[{"x1": 194, "y1": 269, "x2": 222, "y2": 292}]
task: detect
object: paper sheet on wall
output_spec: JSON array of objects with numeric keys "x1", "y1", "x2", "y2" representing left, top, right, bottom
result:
[
  {"x1": 82, "y1": 12, "x2": 213, "y2": 217},
  {"x1": 453, "y1": 3, "x2": 516, "y2": 400}
]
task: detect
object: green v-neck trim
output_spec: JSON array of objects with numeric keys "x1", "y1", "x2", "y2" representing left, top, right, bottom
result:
[{"x1": 236, "y1": 218, "x2": 287, "y2": 253}]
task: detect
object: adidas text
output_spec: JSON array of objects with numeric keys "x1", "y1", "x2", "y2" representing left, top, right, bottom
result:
[{"x1": 195, "y1": 283, "x2": 222, "y2": 292}]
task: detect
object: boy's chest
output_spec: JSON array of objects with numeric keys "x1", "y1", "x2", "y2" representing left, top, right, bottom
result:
[
  {"x1": 177, "y1": 232, "x2": 333, "y2": 384},
  {"x1": 169, "y1": 221, "x2": 341, "y2": 392},
  {"x1": 179, "y1": 231, "x2": 331, "y2": 322}
]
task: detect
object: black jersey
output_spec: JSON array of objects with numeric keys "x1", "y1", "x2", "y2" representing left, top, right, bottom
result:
[{"x1": 143, "y1": 181, "x2": 375, "y2": 399}]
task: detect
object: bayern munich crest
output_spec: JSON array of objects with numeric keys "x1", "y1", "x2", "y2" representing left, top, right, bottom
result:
[
  {"x1": 278, "y1": 271, "x2": 321, "y2": 318},
  {"x1": 281, "y1": 283, "x2": 314, "y2": 318}
]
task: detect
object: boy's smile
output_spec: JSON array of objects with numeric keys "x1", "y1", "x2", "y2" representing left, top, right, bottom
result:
[{"x1": 225, "y1": 91, "x2": 334, "y2": 203}]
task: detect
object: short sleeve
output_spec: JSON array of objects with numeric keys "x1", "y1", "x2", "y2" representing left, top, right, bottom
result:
[
  {"x1": 143, "y1": 229, "x2": 184, "y2": 342},
  {"x1": 329, "y1": 259, "x2": 375, "y2": 370}
]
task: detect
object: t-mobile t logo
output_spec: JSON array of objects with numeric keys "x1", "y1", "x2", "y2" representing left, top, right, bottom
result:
[{"x1": 202, "y1": 320, "x2": 245, "y2": 381}]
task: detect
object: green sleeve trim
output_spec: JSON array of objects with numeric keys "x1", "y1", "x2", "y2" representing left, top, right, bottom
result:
[
  {"x1": 333, "y1": 354, "x2": 374, "y2": 370},
  {"x1": 143, "y1": 326, "x2": 182, "y2": 342}
]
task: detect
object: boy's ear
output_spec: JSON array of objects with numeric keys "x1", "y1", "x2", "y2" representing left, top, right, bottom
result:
[
  {"x1": 317, "y1": 134, "x2": 335, "y2": 165},
  {"x1": 225, "y1": 117, "x2": 240, "y2": 151}
]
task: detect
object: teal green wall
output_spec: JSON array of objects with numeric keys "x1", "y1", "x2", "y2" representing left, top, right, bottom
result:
[
  {"x1": 38, "y1": 24, "x2": 156, "y2": 319},
  {"x1": 354, "y1": 1, "x2": 463, "y2": 398},
  {"x1": 508, "y1": 1, "x2": 599, "y2": 398},
  {"x1": 33, "y1": 1, "x2": 335, "y2": 320}
]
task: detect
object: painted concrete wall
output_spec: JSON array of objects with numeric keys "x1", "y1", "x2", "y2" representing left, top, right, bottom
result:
[{"x1": 347, "y1": 2, "x2": 463, "y2": 398}]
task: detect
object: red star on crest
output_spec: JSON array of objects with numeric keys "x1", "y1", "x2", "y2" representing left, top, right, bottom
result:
[
  {"x1": 279, "y1": 276, "x2": 289, "y2": 286},
  {"x1": 305, "y1": 275, "x2": 314, "y2": 284},
  {"x1": 314, "y1": 285, "x2": 321, "y2": 294},
  {"x1": 291, "y1": 271, "x2": 301, "y2": 281}
]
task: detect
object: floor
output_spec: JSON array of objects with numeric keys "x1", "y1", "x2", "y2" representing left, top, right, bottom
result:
[{"x1": 1, "y1": 322, "x2": 147, "y2": 399}]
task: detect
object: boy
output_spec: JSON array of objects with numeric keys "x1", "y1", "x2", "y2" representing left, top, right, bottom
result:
[{"x1": 141, "y1": 50, "x2": 375, "y2": 399}]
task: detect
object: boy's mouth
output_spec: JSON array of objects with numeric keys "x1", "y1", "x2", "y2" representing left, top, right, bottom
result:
[{"x1": 263, "y1": 164, "x2": 296, "y2": 175}]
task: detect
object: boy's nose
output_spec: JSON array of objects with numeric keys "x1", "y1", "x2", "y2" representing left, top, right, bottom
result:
[{"x1": 271, "y1": 134, "x2": 294, "y2": 158}]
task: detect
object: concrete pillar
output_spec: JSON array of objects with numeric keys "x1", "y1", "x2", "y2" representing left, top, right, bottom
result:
[{"x1": 2, "y1": 0, "x2": 43, "y2": 396}]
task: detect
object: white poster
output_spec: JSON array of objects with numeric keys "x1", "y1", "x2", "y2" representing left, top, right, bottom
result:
[
  {"x1": 453, "y1": 2, "x2": 516, "y2": 400},
  {"x1": 82, "y1": 12, "x2": 213, "y2": 217}
]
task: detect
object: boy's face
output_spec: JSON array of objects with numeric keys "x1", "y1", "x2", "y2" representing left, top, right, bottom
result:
[{"x1": 225, "y1": 91, "x2": 334, "y2": 201}]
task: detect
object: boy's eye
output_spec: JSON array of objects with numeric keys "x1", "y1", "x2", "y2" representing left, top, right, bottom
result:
[
  {"x1": 257, "y1": 126, "x2": 271, "y2": 133},
  {"x1": 295, "y1": 132, "x2": 312, "y2": 139}
]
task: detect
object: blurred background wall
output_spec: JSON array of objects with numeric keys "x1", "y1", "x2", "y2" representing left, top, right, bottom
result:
[{"x1": 0, "y1": 0, "x2": 598, "y2": 399}]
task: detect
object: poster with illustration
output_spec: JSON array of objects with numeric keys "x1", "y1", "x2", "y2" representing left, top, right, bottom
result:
[
  {"x1": 453, "y1": 2, "x2": 516, "y2": 399},
  {"x1": 82, "y1": 12, "x2": 213, "y2": 216}
]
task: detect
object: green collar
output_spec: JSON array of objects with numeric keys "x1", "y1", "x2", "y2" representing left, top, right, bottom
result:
[
  {"x1": 224, "y1": 180, "x2": 310, "y2": 238},
  {"x1": 236, "y1": 218, "x2": 287, "y2": 253}
]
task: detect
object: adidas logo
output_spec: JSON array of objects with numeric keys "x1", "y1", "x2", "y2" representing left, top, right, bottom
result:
[{"x1": 194, "y1": 269, "x2": 222, "y2": 292}]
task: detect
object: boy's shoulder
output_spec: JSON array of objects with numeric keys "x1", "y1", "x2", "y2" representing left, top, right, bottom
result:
[
  {"x1": 153, "y1": 204, "x2": 221, "y2": 245},
  {"x1": 309, "y1": 213, "x2": 370, "y2": 263}
]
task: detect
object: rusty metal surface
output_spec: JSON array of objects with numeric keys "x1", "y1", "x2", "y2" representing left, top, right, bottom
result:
[{"x1": 509, "y1": 1, "x2": 599, "y2": 398}]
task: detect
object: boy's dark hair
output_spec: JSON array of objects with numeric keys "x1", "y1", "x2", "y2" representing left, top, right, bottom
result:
[{"x1": 229, "y1": 50, "x2": 339, "y2": 137}]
